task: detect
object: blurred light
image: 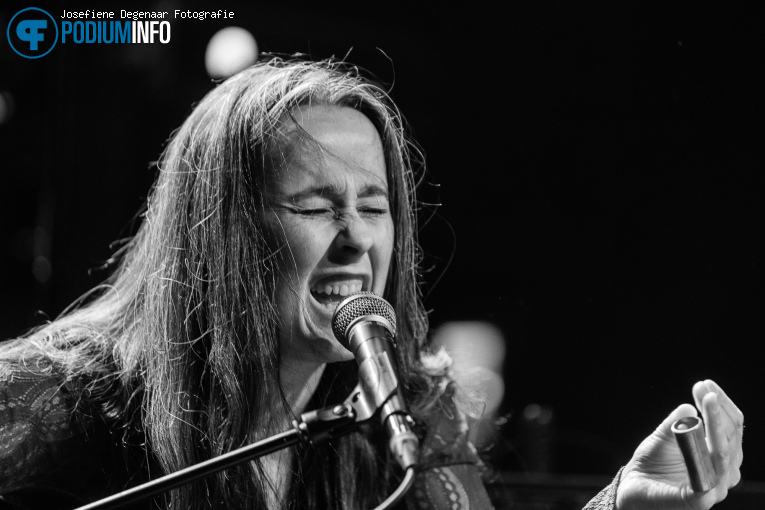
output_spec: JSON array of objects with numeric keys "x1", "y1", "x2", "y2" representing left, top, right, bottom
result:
[
  {"x1": 519, "y1": 403, "x2": 555, "y2": 472},
  {"x1": 205, "y1": 27, "x2": 258, "y2": 79},
  {"x1": 32, "y1": 256, "x2": 52, "y2": 283},
  {"x1": 523, "y1": 403, "x2": 553, "y2": 425},
  {"x1": 432, "y1": 321, "x2": 506, "y2": 373},
  {"x1": 0, "y1": 90, "x2": 15, "y2": 125},
  {"x1": 432, "y1": 321, "x2": 507, "y2": 415}
]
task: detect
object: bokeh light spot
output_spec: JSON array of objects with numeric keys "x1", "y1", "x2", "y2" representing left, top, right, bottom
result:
[{"x1": 205, "y1": 27, "x2": 258, "y2": 79}]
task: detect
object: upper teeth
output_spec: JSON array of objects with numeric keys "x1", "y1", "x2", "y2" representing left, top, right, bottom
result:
[{"x1": 311, "y1": 281, "x2": 363, "y2": 297}]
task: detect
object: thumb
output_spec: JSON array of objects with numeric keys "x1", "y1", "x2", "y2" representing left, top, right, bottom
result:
[
  {"x1": 634, "y1": 403, "x2": 699, "y2": 461},
  {"x1": 657, "y1": 403, "x2": 699, "y2": 439}
]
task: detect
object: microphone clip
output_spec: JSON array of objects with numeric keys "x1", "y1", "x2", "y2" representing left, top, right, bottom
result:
[
  {"x1": 294, "y1": 403, "x2": 359, "y2": 446},
  {"x1": 293, "y1": 345, "x2": 419, "y2": 470}
]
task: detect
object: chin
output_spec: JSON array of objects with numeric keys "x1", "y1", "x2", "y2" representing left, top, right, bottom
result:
[
  {"x1": 315, "y1": 333, "x2": 355, "y2": 363},
  {"x1": 325, "y1": 345, "x2": 355, "y2": 363},
  {"x1": 282, "y1": 329, "x2": 355, "y2": 364}
]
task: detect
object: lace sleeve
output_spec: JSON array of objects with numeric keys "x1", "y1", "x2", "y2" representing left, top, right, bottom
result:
[
  {"x1": 0, "y1": 359, "x2": 80, "y2": 492},
  {"x1": 410, "y1": 406, "x2": 496, "y2": 509},
  {"x1": 0, "y1": 358, "x2": 123, "y2": 507},
  {"x1": 582, "y1": 467, "x2": 623, "y2": 510},
  {"x1": 408, "y1": 350, "x2": 496, "y2": 509}
]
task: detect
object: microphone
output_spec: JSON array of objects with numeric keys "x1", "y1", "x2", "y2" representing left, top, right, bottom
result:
[{"x1": 332, "y1": 292, "x2": 420, "y2": 470}]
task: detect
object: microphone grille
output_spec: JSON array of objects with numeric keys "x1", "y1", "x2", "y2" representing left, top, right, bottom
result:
[{"x1": 332, "y1": 292, "x2": 397, "y2": 343}]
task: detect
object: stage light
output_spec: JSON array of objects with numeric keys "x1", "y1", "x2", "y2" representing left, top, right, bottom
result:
[
  {"x1": 433, "y1": 321, "x2": 506, "y2": 373},
  {"x1": 432, "y1": 321, "x2": 507, "y2": 415},
  {"x1": 205, "y1": 27, "x2": 258, "y2": 79},
  {"x1": 32, "y1": 256, "x2": 52, "y2": 283}
]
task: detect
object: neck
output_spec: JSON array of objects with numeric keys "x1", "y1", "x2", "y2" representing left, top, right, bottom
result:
[
  {"x1": 279, "y1": 356, "x2": 326, "y2": 420},
  {"x1": 260, "y1": 356, "x2": 326, "y2": 506}
]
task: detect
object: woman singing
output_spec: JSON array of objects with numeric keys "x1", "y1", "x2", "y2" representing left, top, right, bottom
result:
[{"x1": 0, "y1": 59, "x2": 743, "y2": 509}]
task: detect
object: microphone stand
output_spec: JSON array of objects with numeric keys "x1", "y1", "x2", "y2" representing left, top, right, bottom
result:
[
  {"x1": 75, "y1": 349, "x2": 415, "y2": 510},
  {"x1": 74, "y1": 403, "x2": 359, "y2": 510}
]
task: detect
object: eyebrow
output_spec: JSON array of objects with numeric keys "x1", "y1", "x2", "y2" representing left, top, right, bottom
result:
[{"x1": 284, "y1": 183, "x2": 390, "y2": 203}]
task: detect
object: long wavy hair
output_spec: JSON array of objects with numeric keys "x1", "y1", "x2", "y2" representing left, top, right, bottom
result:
[{"x1": 2, "y1": 59, "x2": 437, "y2": 508}]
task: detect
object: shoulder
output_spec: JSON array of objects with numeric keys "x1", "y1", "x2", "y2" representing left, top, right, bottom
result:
[
  {"x1": 0, "y1": 354, "x2": 77, "y2": 442},
  {"x1": 0, "y1": 355, "x2": 80, "y2": 490},
  {"x1": 0, "y1": 350, "x2": 127, "y2": 505}
]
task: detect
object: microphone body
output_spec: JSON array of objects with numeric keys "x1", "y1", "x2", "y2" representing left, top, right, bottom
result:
[{"x1": 333, "y1": 292, "x2": 419, "y2": 470}]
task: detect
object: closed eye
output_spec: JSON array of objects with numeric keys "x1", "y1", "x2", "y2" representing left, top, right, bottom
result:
[
  {"x1": 292, "y1": 207, "x2": 334, "y2": 216},
  {"x1": 359, "y1": 206, "x2": 389, "y2": 216}
]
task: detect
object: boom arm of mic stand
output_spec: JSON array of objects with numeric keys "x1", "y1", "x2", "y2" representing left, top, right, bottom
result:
[{"x1": 73, "y1": 405, "x2": 359, "y2": 510}]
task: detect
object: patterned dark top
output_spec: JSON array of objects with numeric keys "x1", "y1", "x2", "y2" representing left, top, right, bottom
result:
[{"x1": 0, "y1": 356, "x2": 619, "y2": 509}]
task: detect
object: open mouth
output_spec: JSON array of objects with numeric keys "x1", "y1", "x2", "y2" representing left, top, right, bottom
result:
[{"x1": 310, "y1": 277, "x2": 365, "y2": 307}]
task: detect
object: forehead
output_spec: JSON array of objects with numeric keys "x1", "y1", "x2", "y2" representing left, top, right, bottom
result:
[{"x1": 271, "y1": 105, "x2": 388, "y2": 194}]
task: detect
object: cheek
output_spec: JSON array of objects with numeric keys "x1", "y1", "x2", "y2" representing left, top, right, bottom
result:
[
  {"x1": 281, "y1": 223, "x2": 330, "y2": 276},
  {"x1": 375, "y1": 220, "x2": 396, "y2": 273}
]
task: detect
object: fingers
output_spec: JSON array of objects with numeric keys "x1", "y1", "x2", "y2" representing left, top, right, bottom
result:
[
  {"x1": 702, "y1": 393, "x2": 726, "y2": 473},
  {"x1": 704, "y1": 380, "x2": 744, "y2": 428},
  {"x1": 701, "y1": 391, "x2": 743, "y2": 490},
  {"x1": 706, "y1": 381, "x2": 745, "y2": 476},
  {"x1": 693, "y1": 380, "x2": 743, "y2": 426},
  {"x1": 693, "y1": 380, "x2": 744, "y2": 458},
  {"x1": 692, "y1": 381, "x2": 707, "y2": 409},
  {"x1": 691, "y1": 379, "x2": 744, "y2": 496}
]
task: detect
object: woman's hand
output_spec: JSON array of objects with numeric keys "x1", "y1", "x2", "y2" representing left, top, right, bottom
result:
[{"x1": 615, "y1": 380, "x2": 743, "y2": 510}]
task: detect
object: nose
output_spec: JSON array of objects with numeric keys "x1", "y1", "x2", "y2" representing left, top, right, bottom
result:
[{"x1": 329, "y1": 213, "x2": 374, "y2": 263}]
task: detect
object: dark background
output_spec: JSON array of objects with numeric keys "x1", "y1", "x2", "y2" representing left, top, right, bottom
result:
[{"x1": 2, "y1": 0, "x2": 763, "y2": 502}]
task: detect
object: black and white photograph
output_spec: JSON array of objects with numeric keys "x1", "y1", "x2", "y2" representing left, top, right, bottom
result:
[{"x1": 1, "y1": 2, "x2": 761, "y2": 509}]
